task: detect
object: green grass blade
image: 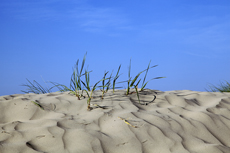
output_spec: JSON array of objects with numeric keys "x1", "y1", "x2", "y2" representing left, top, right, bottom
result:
[
  {"x1": 70, "y1": 52, "x2": 87, "y2": 92},
  {"x1": 140, "y1": 77, "x2": 165, "y2": 91},
  {"x1": 134, "y1": 86, "x2": 141, "y2": 103},
  {"x1": 136, "y1": 79, "x2": 141, "y2": 87},
  {"x1": 106, "y1": 72, "x2": 113, "y2": 91},
  {"x1": 86, "y1": 70, "x2": 90, "y2": 91},
  {"x1": 80, "y1": 52, "x2": 87, "y2": 75},
  {"x1": 102, "y1": 71, "x2": 109, "y2": 90},
  {"x1": 113, "y1": 64, "x2": 122, "y2": 92},
  {"x1": 85, "y1": 70, "x2": 89, "y2": 90},
  {"x1": 76, "y1": 59, "x2": 80, "y2": 78},
  {"x1": 33, "y1": 80, "x2": 48, "y2": 94},
  {"x1": 26, "y1": 79, "x2": 40, "y2": 93},
  {"x1": 81, "y1": 80, "x2": 89, "y2": 91},
  {"x1": 207, "y1": 80, "x2": 230, "y2": 92},
  {"x1": 83, "y1": 89, "x2": 90, "y2": 103},
  {"x1": 49, "y1": 82, "x2": 65, "y2": 91},
  {"x1": 128, "y1": 59, "x2": 131, "y2": 79},
  {"x1": 80, "y1": 70, "x2": 91, "y2": 91},
  {"x1": 31, "y1": 101, "x2": 44, "y2": 110},
  {"x1": 21, "y1": 79, "x2": 51, "y2": 94},
  {"x1": 21, "y1": 79, "x2": 36, "y2": 93},
  {"x1": 130, "y1": 72, "x2": 143, "y2": 87},
  {"x1": 92, "y1": 80, "x2": 101, "y2": 92},
  {"x1": 142, "y1": 60, "x2": 151, "y2": 88}
]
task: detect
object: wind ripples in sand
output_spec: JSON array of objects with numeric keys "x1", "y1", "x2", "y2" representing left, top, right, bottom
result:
[{"x1": 0, "y1": 90, "x2": 230, "y2": 153}]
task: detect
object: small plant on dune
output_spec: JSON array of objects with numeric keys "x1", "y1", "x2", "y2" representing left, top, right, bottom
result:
[
  {"x1": 21, "y1": 78, "x2": 54, "y2": 94},
  {"x1": 21, "y1": 53, "x2": 165, "y2": 110},
  {"x1": 83, "y1": 80, "x2": 102, "y2": 110},
  {"x1": 126, "y1": 59, "x2": 142, "y2": 102},
  {"x1": 81, "y1": 69, "x2": 109, "y2": 110},
  {"x1": 112, "y1": 64, "x2": 124, "y2": 93},
  {"x1": 100, "y1": 71, "x2": 112, "y2": 99},
  {"x1": 140, "y1": 60, "x2": 165, "y2": 92},
  {"x1": 51, "y1": 54, "x2": 110, "y2": 110},
  {"x1": 125, "y1": 59, "x2": 165, "y2": 103},
  {"x1": 206, "y1": 80, "x2": 230, "y2": 92},
  {"x1": 51, "y1": 53, "x2": 89, "y2": 99},
  {"x1": 100, "y1": 64, "x2": 124, "y2": 98}
]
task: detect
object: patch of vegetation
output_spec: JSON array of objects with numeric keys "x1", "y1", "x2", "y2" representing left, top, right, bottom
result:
[
  {"x1": 21, "y1": 53, "x2": 165, "y2": 110},
  {"x1": 206, "y1": 80, "x2": 230, "y2": 92}
]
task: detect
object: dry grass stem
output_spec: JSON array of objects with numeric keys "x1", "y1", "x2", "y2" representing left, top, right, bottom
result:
[{"x1": 118, "y1": 117, "x2": 138, "y2": 128}]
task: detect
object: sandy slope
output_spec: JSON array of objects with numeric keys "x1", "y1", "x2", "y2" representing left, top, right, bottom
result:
[{"x1": 0, "y1": 89, "x2": 230, "y2": 153}]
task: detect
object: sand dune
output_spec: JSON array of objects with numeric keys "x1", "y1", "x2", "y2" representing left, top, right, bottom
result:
[{"x1": 1, "y1": 89, "x2": 230, "y2": 153}]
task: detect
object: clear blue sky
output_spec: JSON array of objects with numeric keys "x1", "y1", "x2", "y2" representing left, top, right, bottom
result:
[{"x1": 1, "y1": 0, "x2": 230, "y2": 96}]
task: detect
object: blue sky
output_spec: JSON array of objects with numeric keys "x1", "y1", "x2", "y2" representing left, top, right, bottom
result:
[{"x1": 1, "y1": 0, "x2": 230, "y2": 96}]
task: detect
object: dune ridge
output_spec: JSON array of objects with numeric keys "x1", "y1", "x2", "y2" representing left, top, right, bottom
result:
[{"x1": 1, "y1": 89, "x2": 230, "y2": 153}]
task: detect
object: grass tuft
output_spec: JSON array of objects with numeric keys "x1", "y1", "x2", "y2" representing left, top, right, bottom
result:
[
  {"x1": 21, "y1": 79, "x2": 53, "y2": 94},
  {"x1": 206, "y1": 80, "x2": 230, "y2": 92},
  {"x1": 83, "y1": 78, "x2": 108, "y2": 110},
  {"x1": 50, "y1": 53, "x2": 90, "y2": 99},
  {"x1": 125, "y1": 59, "x2": 165, "y2": 103},
  {"x1": 100, "y1": 71, "x2": 112, "y2": 99},
  {"x1": 21, "y1": 53, "x2": 165, "y2": 110}
]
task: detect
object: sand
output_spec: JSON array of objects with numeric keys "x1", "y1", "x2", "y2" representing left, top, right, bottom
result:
[{"x1": 1, "y1": 89, "x2": 230, "y2": 153}]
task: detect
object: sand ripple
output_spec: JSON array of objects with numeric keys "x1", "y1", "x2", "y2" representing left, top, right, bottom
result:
[{"x1": 1, "y1": 90, "x2": 230, "y2": 153}]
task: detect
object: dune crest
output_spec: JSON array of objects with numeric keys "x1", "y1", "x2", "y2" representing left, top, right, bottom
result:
[{"x1": 1, "y1": 89, "x2": 230, "y2": 153}]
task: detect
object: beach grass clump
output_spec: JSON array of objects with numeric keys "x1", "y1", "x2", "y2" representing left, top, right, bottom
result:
[
  {"x1": 21, "y1": 53, "x2": 165, "y2": 110},
  {"x1": 100, "y1": 65, "x2": 124, "y2": 98},
  {"x1": 78, "y1": 67, "x2": 109, "y2": 110},
  {"x1": 100, "y1": 71, "x2": 112, "y2": 99},
  {"x1": 52, "y1": 53, "x2": 89, "y2": 99},
  {"x1": 125, "y1": 59, "x2": 165, "y2": 103},
  {"x1": 21, "y1": 78, "x2": 54, "y2": 94},
  {"x1": 140, "y1": 61, "x2": 164, "y2": 92},
  {"x1": 207, "y1": 80, "x2": 230, "y2": 92},
  {"x1": 82, "y1": 77, "x2": 107, "y2": 110}
]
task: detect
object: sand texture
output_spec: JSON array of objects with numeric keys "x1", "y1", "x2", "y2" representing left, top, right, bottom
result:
[{"x1": 1, "y1": 89, "x2": 230, "y2": 153}]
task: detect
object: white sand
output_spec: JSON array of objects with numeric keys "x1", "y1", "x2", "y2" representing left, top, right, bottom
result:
[{"x1": 1, "y1": 89, "x2": 230, "y2": 153}]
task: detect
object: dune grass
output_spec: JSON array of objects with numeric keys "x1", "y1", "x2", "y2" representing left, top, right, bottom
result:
[
  {"x1": 100, "y1": 65, "x2": 124, "y2": 98},
  {"x1": 125, "y1": 59, "x2": 165, "y2": 103},
  {"x1": 21, "y1": 78, "x2": 54, "y2": 94},
  {"x1": 79, "y1": 68, "x2": 110, "y2": 110},
  {"x1": 207, "y1": 81, "x2": 230, "y2": 92},
  {"x1": 50, "y1": 53, "x2": 89, "y2": 99},
  {"x1": 100, "y1": 71, "x2": 112, "y2": 99},
  {"x1": 21, "y1": 53, "x2": 164, "y2": 110}
]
